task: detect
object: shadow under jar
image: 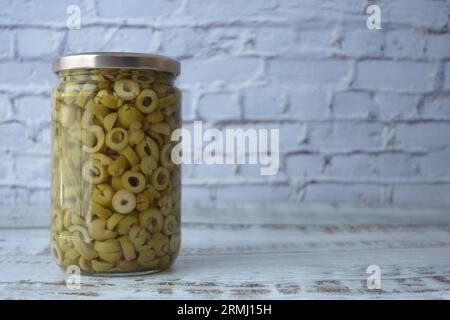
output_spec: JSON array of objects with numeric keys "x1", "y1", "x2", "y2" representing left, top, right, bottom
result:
[{"x1": 51, "y1": 53, "x2": 181, "y2": 275}]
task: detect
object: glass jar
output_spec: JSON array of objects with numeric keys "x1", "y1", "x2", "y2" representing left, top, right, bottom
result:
[{"x1": 51, "y1": 53, "x2": 181, "y2": 275}]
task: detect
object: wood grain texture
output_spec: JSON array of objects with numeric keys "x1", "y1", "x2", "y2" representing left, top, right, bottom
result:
[{"x1": 0, "y1": 202, "x2": 449, "y2": 299}]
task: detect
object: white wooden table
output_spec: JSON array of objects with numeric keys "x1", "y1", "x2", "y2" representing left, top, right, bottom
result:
[{"x1": 0, "y1": 202, "x2": 449, "y2": 299}]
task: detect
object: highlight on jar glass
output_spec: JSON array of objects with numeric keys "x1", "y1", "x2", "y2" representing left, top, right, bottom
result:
[{"x1": 51, "y1": 53, "x2": 181, "y2": 275}]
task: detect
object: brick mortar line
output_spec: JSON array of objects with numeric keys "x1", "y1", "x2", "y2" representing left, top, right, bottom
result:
[
  {"x1": 2, "y1": 55, "x2": 450, "y2": 64},
  {"x1": 184, "y1": 119, "x2": 450, "y2": 125},
  {"x1": 1, "y1": 150, "x2": 436, "y2": 158},
  {"x1": 0, "y1": 17, "x2": 447, "y2": 31},
  {"x1": 3, "y1": 178, "x2": 450, "y2": 190},
  {"x1": 0, "y1": 83, "x2": 449, "y2": 95},
  {"x1": 3, "y1": 118, "x2": 450, "y2": 126},
  {"x1": 297, "y1": 179, "x2": 450, "y2": 186},
  {"x1": 284, "y1": 149, "x2": 431, "y2": 156}
]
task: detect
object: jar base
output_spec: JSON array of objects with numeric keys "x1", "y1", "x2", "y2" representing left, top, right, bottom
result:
[{"x1": 59, "y1": 266, "x2": 169, "y2": 277}]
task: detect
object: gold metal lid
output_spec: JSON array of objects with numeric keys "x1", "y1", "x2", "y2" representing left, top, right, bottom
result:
[{"x1": 53, "y1": 52, "x2": 180, "y2": 75}]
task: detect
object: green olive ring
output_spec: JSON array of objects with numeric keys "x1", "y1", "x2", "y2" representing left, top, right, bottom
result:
[
  {"x1": 121, "y1": 170, "x2": 146, "y2": 194},
  {"x1": 72, "y1": 232, "x2": 98, "y2": 259},
  {"x1": 118, "y1": 260, "x2": 140, "y2": 272},
  {"x1": 92, "y1": 184, "x2": 114, "y2": 207},
  {"x1": 106, "y1": 127, "x2": 128, "y2": 151},
  {"x1": 112, "y1": 189, "x2": 137, "y2": 214},
  {"x1": 119, "y1": 236, "x2": 137, "y2": 261},
  {"x1": 71, "y1": 213, "x2": 85, "y2": 226},
  {"x1": 67, "y1": 225, "x2": 92, "y2": 243},
  {"x1": 132, "y1": 70, "x2": 155, "y2": 84},
  {"x1": 159, "y1": 94, "x2": 174, "y2": 109},
  {"x1": 106, "y1": 213, "x2": 125, "y2": 231},
  {"x1": 118, "y1": 105, "x2": 143, "y2": 128},
  {"x1": 136, "y1": 136, "x2": 159, "y2": 160},
  {"x1": 92, "y1": 259, "x2": 115, "y2": 272},
  {"x1": 92, "y1": 153, "x2": 114, "y2": 166},
  {"x1": 62, "y1": 258, "x2": 79, "y2": 268},
  {"x1": 163, "y1": 214, "x2": 178, "y2": 236},
  {"x1": 136, "y1": 89, "x2": 159, "y2": 114},
  {"x1": 129, "y1": 226, "x2": 148, "y2": 248},
  {"x1": 63, "y1": 248, "x2": 80, "y2": 263},
  {"x1": 128, "y1": 129, "x2": 145, "y2": 146},
  {"x1": 158, "y1": 195, "x2": 173, "y2": 216},
  {"x1": 82, "y1": 125, "x2": 105, "y2": 153},
  {"x1": 98, "y1": 251, "x2": 122, "y2": 262},
  {"x1": 121, "y1": 145, "x2": 140, "y2": 166},
  {"x1": 146, "y1": 126, "x2": 164, "y2": 146},
  {"x1": 79, "y1": 257, "x2": 93, "y2": 272},
  {"x1": 103, "y1": 112, "x2": 118, "y2": 131},
  {"x1": 160, "y1": 144, "x2": 174, "y2": 169},
  {"x1": 114, "y1": 79, "x2": 140, "y2": 101},
  {"x1": 136, "y1": 190, "x2": 154, "y2": 211},
  {"x1": 85, "y1": 99, "x2": 109, "y2": 119},
  {"x1": 149, "y1": 122, "x2": 170, "y2": 136},
  {"x1": 150, "y1": 232, "x2": 170, "y2": 257},
  {"x1": 89, "y1": 219, "x2": 117, "y2": 240},
  {"x1": 108, "y1": 155, "x2": 129, "y2": 177},
  {"x1": 117, "y1": 214, "x2": 138, "y2": 235},
  {"x1": 51, "y1": 215, "x2": 63, "y2": 233},
  {"x1": 94, "y1": 239, "x2": 122, "y2": 256},
  {"x1": 141, "y1": 155, "x2": 157, "y2": 175},
  {"x1": 137, "y1": 247, "x2": 157, "y2": 267},
  {"x1": 95, "y1": 89, "x2": 120, "y2": 109},
  {"x1": 90, "y1": 201, "x2": 113, "y2": 220},
  {"x1": 82, "y1": 159, "x2": 109, "y2": 184},
  {"x1": 57, "y1": 230, "x2": 74, "y2": 251},
  {"x1": 145, "y1": 185, "x2": 162, "y2": 200},
  {"x1": 151, "y1": 167, "x2": 170, "y2": 191},
  {"x1": 169, "y1": 233, "x2": 181, "y2": 254},
  {"x1": 75, "y1": 89, "x2": 95, "y2": 109},
  {"x1": 139, "y1": 208, "x2": 163, "y2": 233}
]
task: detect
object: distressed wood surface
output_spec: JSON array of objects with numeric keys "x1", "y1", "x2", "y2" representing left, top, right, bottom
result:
[{"x1": 0, "y1": 202, "x2": 449, "y2": 299}]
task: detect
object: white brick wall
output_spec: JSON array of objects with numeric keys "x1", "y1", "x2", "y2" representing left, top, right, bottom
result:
[{"x1": 0, "y1": 0, "x2": 449, "y2": 209}]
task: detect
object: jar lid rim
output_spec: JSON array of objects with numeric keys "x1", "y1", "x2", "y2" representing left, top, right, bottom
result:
[{"x1": 53, "y1": 52, "x2": 180, "y2": 75}]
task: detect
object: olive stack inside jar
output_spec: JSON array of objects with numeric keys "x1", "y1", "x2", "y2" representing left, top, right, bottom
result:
[{"x1": 51, "y1": 53, "x2": 181, "y2": 274}]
